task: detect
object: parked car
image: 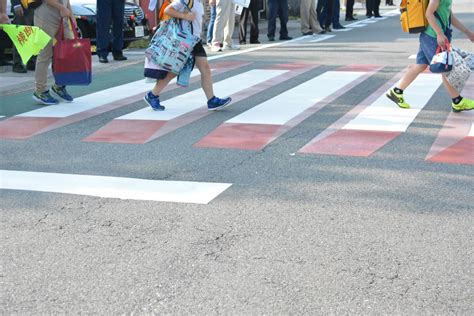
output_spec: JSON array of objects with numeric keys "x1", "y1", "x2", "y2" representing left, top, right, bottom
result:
[{"x1": 71, "y1": 0, "x2": 150, "y2": 49}]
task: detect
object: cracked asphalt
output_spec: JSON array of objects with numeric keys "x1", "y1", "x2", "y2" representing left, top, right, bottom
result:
[{"x1": 1, "y1": 2, "x2": 473, "y2": 313}]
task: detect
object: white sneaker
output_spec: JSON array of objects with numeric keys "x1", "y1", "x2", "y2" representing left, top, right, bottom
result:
[
  {"x1": 211, "y1": 43, "x2": 222, "y2": 52},
  {"x1": 222, "y1": 44, "x2": 240, "y2": 51}
]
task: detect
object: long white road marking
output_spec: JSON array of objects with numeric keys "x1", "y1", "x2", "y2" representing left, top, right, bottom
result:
[
  {"x1": 0, "y1": 170, "x2": 232, "y2": 204},
  {"x1": 310, "y1": 35, "x2": 336, "y2": 42}
]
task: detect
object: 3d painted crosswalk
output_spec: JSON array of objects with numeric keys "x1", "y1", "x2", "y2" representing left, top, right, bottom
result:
[
  {"x1": 426, "y1": 77, "x2": 474, "y2": 165},
  {"x1": 195, "y1": 65, "x2": 381, "y2": 150},
  {"x1": 299, "y1": 71, "x2": 443, "y2": 157},
  {"x1": 1, "y1": 63, "x2": 472, "y2": 165},
  {"x1": 84, "y1": 64, "x2": 315, "y2": 144},
  {"x1": 0, "y1": 61, "x2": 246, "y2": 139}
]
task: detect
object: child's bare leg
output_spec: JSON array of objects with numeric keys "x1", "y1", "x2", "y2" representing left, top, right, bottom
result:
[
  {"x1": 441, "y1": 74, "x2": 460, "y2": 98},
  {"x1": 195, "y1": 56, "x2": 214, "y2": 100},
  {"x1": 397, "y1": 64, "x2": 428, "y2": 90},
  {"x1": 152, "y1": 72, "x2": 176, "y2": 96}
]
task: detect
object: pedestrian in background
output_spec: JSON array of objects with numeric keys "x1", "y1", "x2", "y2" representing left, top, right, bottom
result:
[
  {"x1": 33, "y1": 0, "x2": 75, "y2": 105},
  {"x1": 318, "y1": 0, "x2": 334, "y2": 33},
  {"x1": 331, "y1": 0, "x2": 345, "y2": 29},
  {"x1": 366, "y1": 0, "x2": 381, "y2": 18},
  {"x1": 300, "y1": 0, "x2": 321, "y2": 35},
  {"x1": 206, "y1": 0, "x2": 216, "y2": 46},
  {"x1": 239, "y1": 0, "x2": 260, "y2": 44},
  {"x1": 144, "y1": 0, "x2": 232, "y2": 111},
  {"x1": 345, "y1": 0, "x2": 357, "y2": 21},
  {"x1": 11, "y1": 0, "x2": 36, "y2": 73},
  {"x1": 96, "y1": 0, "x2": 127, "y2": 63},
  {"x1": 267, "y1": 0, "x2": 292, "y2": 41},
  {"x1": 212, "y1": 0, "x2": 239, "y2": 51}
]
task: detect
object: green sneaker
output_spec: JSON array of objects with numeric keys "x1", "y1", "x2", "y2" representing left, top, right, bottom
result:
[
  {"x1": 386, "y1": 88, "x2": 411, "y2": 109},
  {"x1": 452, "y1": 97, "x2": 474, "y2": 112}
]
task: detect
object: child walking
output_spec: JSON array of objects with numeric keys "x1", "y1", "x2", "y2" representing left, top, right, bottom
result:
[
  {"x1": 144, "y1": 0, "x2": 232, "y2": 111},
  {"x1": 34, "y1": 0, "x2": 75, "y2": 105},
  {"x1": 387, "y1": 0, "x2": 474, "y2": 112}
]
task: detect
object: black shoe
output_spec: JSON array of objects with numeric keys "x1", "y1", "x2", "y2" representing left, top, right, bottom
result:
[
  {"x1": 345, "y1": 17, "x2": 357, "y2": 21},
  {"x1": 113, "y1": 54, "x2": 128, "y2": 61},
  {"x1": 250, "y1": 40, "x2": 260, "y2": 44},
  {"x1": 268, "y1": 36, "x2": 275, "y2": 41},
  {"x1": 366, "y1": 14, "x2": 373, "y2": 18},
  {"x1": 239, "y1": 40, "x2": 247, "y2": 45},
  {"x1": 324, "y1": 26, "x2": 332, "y2": 32},
  {"x1": 98, "y1": 56, "x2": 109, "y2": 63},
  {"x1": 302, "y1": 31, "x2": 313, "y2": 36},
  {"x1": 333, "y1": 25, "x2": 345, "y2": 29},
  {"x1": 12, "y1": 64, "x2": 27, "y2": 73},
  {"x1": 374, "y1": 15, "x2": 383, "y2": 18},
  {"x1": 279, "y1": 36, "x2": 293, "y2": 40},
  {"x1": 318, "y1": 30, "x2": 326, "y2": 34}
]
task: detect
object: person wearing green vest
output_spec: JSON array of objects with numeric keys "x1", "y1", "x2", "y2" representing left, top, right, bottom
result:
[{"x1": 386, "y1": 0, "x2": 474, "y2": 113}]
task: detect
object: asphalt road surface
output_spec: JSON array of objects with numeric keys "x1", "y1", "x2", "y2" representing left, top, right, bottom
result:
[{"x1": 1, "y1": 2, "x2": 473, "y2": 314}]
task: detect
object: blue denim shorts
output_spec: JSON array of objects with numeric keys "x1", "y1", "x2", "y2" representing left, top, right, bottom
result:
[{"x1": 416, "y1": 31, "x2": 452, "y2": 65}]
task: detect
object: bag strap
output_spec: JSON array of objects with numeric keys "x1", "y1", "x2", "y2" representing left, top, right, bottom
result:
[
  {"x1": 434, "y1": 11, "x2": 451, "y2": 33},
  {"x1": 57, "y1": 17, "x2": 79, "y2": 41}
]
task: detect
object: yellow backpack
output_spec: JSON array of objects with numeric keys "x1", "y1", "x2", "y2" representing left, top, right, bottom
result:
[{"x1": 400, "y1": 0, "x2": 429, "y2": 33}]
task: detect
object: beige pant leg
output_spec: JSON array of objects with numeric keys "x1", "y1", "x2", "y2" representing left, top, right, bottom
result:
[
  {"x1": 212, "y1": 0, "x2": 227, "y2": 46},
  {"x1": 34, "y1": 18, "x2": 73, "y2": 92},
  {"x1": 300, "y1": 0, "x2": 311, "y2": 33},
  {"x1": 34, "y1": 17, "x2": 59, "y2": 93},
  {"x1": 223, "y1": 2, "x2": 235, "y2": 47},
  {"x1": 309, "y1": 0, "x2": 322, "y2": 33}
]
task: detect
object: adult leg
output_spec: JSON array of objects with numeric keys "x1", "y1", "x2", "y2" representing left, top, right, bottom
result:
[
  {"x1": 240, "y1": 7, "x2": 249, "y2": 43},
  {"x1": 366, "y1": 0, "x2": 374, "y2": 17},
  {"x1": 267, "y1": 0, "x2": 277, "y2": 38},
  {"x1": 223, "y1": 1, "x2": 236, "y2": 47},
  {"x1": 332, "y1": 0, "x2": 341, "y2": 27},
  {"x1": 373, "y1": 0, "x2": 381, "y2": 17},
  {"x1": 34, "y1": 17, "x2": 58, "y2": 93},
  {"x1": 317, "y1": 0, "x2": 325, "y2": 28},
  {"x1": 309, "y1": 0, "x2": 322, "y2": 33},
  {"x1": 249, "y1": 0, "x2": 260, "y2": 42},
  {"x1": 96, "y1": 0, "x2": 112, "y2": 58},
  {"x1": 324, "y1": 0, "x2": 334, "y2": 29},
  {"x1": 212, "y1": 0, "x2": 226, "y2": 46},
  {"x1": 345, "y1": 0, "x2": 354, "y2": 19},
  {"x1": 195, "y1": 56, "x2": 214, "y2": 100},
  {"x1": 300, "y1": 0, "x2": 311, "y2": 34},
  {"x1": 207, "y1": 5, "x2": 216, "y2": 44},
  {"x1": 279, "y1": 0, "x2": 289, "y2": 38},
  {"x1": 111, "y1": 0, "x2": 125, "y2": 57}
]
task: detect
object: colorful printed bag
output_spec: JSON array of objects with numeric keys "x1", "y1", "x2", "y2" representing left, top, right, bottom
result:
[
  {"x1": 144, "y1": 18, "x2": 199, "y2": 75},
  {"x1": 445, "y1": 48, "x2": 472, "y2": 92}
]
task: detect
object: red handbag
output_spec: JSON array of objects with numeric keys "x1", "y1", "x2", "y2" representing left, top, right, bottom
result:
[{"x1": 52, "y1": 17, "x2": 92, "y2": 86}]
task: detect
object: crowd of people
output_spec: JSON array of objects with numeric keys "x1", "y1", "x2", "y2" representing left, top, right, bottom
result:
[{"x1": 1, "y1": 0, "x2": 473, "y2": 112}]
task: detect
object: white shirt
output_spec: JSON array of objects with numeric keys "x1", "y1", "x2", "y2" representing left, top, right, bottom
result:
[{"x1": 170, "y1": 0, "x2": 203, "y2": 37}]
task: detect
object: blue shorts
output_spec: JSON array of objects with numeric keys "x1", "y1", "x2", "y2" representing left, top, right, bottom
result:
[{"x1": 416, "y1": 32, "x2": 452, "y2": 65}]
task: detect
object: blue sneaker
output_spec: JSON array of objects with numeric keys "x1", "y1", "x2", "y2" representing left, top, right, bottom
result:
[
  {"x1": 144, "y1": 91, "x2": 165, "y2": 111},
  {"x1": 32, "y1": 90, "x2": 59, "y2": 105},
  {"x1": 51, "y1": 85, "x2": 74, "y2": 102},
  {"x1": 207, "y1": 96, "x2": 232, "y2": 111}
]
